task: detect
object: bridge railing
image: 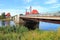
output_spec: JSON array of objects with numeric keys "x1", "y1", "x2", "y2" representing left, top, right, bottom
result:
[{"x1": 20, "y1": 14, "x2": 60, "y2": 17}]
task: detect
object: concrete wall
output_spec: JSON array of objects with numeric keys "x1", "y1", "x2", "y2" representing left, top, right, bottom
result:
[{"x1": 12, "y1": 15, "x2": 20, "y2": 24}]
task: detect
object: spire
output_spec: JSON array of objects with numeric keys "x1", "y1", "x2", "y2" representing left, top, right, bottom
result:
[{"x1": 30, "y1": 6, "x2": 32, "y2": 14}]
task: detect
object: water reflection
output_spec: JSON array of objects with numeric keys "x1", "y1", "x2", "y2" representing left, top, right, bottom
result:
[
  {"x1": 10, "y1": 21, "x2": 16, "y2": 26},
  {"x1": 0, "y1": 20, "x2": 16, "y2": 27},
  {"x1": 39, "y1": 21, "x2": 60, "y2": 30},
  {"x1": 2, "y1": 21, "x2": 5, "y2": 26},
  {"x1": 0, "y1": 21, "x2": 2, "y2": 26}
]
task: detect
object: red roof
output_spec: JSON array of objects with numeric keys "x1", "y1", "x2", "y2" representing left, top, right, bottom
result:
[
  {"x1": 25, "y1": 12, "x2": 30, "y2": 15},
  {"x1": 31, "y1": 9, "x2": 39, "y2": 14},
  {"x1": 6, "y1": 13, "x2": 11, "y2": 17}
]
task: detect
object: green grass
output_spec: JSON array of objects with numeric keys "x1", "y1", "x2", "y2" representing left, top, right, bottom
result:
[{"x1": 0, "y1": 25, "x2": 60, "y2": 40}]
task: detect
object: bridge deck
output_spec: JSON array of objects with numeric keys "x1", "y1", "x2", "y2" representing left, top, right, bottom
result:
[{"x1": 20, "y1": 16, "x2": 60, "y2": 20}]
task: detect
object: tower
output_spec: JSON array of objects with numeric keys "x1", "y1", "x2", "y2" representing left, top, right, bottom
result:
[
  {"x1": 30, "y1": 6, "x2": 32, "y2": 14},
  {"x1": 25, "y1": 9, "x2": 29, "y2": 15}
]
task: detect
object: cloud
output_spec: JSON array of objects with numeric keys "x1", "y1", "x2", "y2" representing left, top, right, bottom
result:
[
  {"x1": 0, "y1": 9, "x2": 25, "y2": 16},
  {"x1": 25, "y1": 6, "x2": 49, "y2": 13},
  {"x1": 51, "y1": 4, "x2": 60, "y2": 8},
  {"x1": 24, "y1": 0, "x2": 32, "y2": 3},
  {"x1": 45, "y1": 0, "x2": 58, "y2": 4}
]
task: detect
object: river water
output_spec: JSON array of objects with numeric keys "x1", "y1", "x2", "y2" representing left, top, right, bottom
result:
[
  {"x1": 39, "y1": 21, "x2": 60, "y2": 30},
  {"x1": 0, "y1": 20, "x2": 15, "y2": 27},
  {"x1": 0, "y1": 20, "x2": 60, "y2": 30}
]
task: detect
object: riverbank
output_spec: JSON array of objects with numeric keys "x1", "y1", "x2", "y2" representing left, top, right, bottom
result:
[
  {"x1": 0, "y1": 18, "x2": 12, "y2": 21},
  {"x1": 0, "y1": 25, "x2": 60, "y2": 40}
]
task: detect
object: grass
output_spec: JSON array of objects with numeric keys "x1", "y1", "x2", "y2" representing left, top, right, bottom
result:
[{"x1": 0, "y1": 25, "x2": 60, "y2": 40}]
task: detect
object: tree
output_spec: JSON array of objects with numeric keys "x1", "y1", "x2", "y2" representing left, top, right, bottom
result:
[
  {"x1": 0, "y1": 16, "x2": 2, "y2": 19},
  {"x1": 20, "y1": 14, "x2": 23, "y2": 16},
  {"x1": 1, "y1": 12, "x2": 6, "y2": 19}
]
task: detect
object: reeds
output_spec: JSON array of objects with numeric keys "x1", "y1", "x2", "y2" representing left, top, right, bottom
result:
[{"x1": 0, "y1": 25, "x2": 60, "y2": 40}]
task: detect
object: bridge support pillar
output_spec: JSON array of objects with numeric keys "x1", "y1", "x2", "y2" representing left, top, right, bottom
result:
[{"x1": 24, "y1": 20, "x2": 39, "y2": 30}]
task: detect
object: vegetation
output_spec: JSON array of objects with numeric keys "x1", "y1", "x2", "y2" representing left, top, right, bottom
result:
[
  {"x1": 0, "y1": 25, "x2": 60, "y2": 40},
  {"x1": 1, "y1": 12, "x2": 6, "y2": 19},
  {"x1": 0, "y1": 12, "x2": 11, "y2": 21}
]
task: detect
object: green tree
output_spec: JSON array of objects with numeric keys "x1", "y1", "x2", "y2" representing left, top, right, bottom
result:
[
  {"x1": 20, "y1": 14, "x2": 23, "y2": 16},
  {"x1": 1, "y1": 12, "x2": 6, "y2": 19},
  {"x1": 0, "y1": 16, "x2": 2, "y2": 19}
]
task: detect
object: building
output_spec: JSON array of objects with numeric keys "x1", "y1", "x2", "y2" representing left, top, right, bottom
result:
[{"x1": 6, "y1": 13, "x2": 11, "y2": 18}]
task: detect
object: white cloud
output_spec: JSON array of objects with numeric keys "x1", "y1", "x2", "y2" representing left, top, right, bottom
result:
[
  {"x1": 45, "y1": 0, "x2": 58, "y2": 4},
  {"x1": 0, "y1": 9, "x2": 24, "y2": 16},
  {"x1": 24, "y1": 0, "x2": 32, "y2": 3},
  {"x1": 51, "y1": 4, "x2": 60, "y2": 8},
  {"x1": 25, "y1": 6, "x2": 49, "y2": 13}
]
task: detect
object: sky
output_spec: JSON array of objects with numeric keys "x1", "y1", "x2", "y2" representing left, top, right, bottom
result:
[{"x1": 0, "y1": 0, "x2": 60, "y2": 16}]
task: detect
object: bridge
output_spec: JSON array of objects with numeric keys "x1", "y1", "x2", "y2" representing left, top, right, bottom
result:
[{"x1": 20, "y1": 14, "x2": 60, "y2": 30}]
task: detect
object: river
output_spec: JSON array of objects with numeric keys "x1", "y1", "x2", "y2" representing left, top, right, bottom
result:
[
  {"x1": 0, "y1": 20, "x2": 60, "y2": 30},
  {"x1": 0, "y1": 20, "x2": 15, "y2": 27},
  {"x1": 39, "y1": 21, "x2": 60, "y2": 30}
]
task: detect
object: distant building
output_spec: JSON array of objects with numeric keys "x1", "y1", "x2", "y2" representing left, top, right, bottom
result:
[
  {"x1": 25, "y1": 6, "x2": 39, "y2": 15},
  {"x1": 25, "y1": 12, "x2": 30, "y2": 15},
  {"x1": 31, "y1": 9, "x2": 39, "y2": 14},
  {"x1": 6, "y1": 13, "x2": 11, "y2": 18}
]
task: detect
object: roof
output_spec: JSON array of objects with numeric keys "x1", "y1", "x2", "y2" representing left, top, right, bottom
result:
[
  {"x1": 31, "y1": 9, "x2": 39, "y2": 14},
  {"x1": 25, "y1": 12, "x2": 30, "y2": 15},
  {"x1": 6, "y1": 13, "x2": 11, "y2": 17}
]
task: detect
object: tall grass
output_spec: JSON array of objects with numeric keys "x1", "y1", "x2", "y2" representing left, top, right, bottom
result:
[{"x1": 0, "y1": 25, "x2": 60, "y2": 40}]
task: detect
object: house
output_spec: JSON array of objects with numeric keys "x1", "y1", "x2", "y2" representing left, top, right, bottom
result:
[{"x1": 6, "y1": 13, "x2": 11, "y2": 18}]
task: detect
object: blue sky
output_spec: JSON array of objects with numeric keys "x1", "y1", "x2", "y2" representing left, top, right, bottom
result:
[{"x1": 0, "y1": 0, "x2": 60, "y2": 16}]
